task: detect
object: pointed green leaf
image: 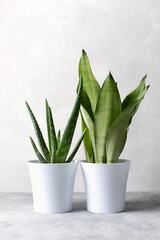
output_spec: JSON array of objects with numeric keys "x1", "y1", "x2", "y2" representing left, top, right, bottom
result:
[
  {"x1": 46, "y1": 100, "x2": 57, "y2": 157},
  {"x1": 57, "y1": 130, "x2": 61, "y2": 148},
  {"x1": 94, "y1": 73, "x2": 121, "y2": 163},
  {"x1": 122, "y1": 75, "x2": 147, "y2": 110},
  {"x1": 26, "y1": 101, "x2": 50, "y2": 163},
  {"x1": 81, "y1": 88, "x2": 94, "y2": 121},
  {"x1": 82, "y1": 106, "x2": 97, "y2": 162},
  {"x1": 56, "y1": 79, "x2": 82, "y2": 163},
  {"x1": 29, "y1": 137, "x2": 47, "y2": 163},
  {"x1": 51, "y1": 139, "x2": 57, "y2": 163},
  {"x1": 106, "y1": 87, "x2": 149, "y2": 163},
  {"x1": 79, "y1": 50, "x2": 100, "y2": 114},
  {"x1": 80, "y1": 111, "x2": 94, "y2": 163},
  {"x1": 127, "y1": 85, "x2": 149, "y2": 131},
  {"x1": 66, "y1": 128, "x2": 87, "y2": 163}
]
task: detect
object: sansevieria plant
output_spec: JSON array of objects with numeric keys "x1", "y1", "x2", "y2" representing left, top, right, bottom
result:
[
  {"x1": 79, "y1": 50, "x2": 149, "y2": 163},
  {"x1": 26, "y1": 79, "x2": 86, "y2": 163}
]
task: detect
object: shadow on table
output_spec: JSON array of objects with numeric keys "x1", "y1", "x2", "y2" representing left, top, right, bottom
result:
[
  {"x1": 72, "y1": 193, "x2": 87, "y2": 212},
  {"x1": 71, "y1": 192, "x2": 160, "y2": 213},
  {"x1": 125, "y1": 192, "x2": 160, "y2": 212}
]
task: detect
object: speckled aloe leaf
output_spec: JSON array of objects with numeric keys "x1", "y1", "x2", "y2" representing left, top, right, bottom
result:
[
  {"x1": 57, "y1": 130, "x2": 61, "y2": 148},
  {"x1": 106, "y1": 87, "x2": 149, "y2": 163},
  {"x1": 94, "y1": 73, "x2": 121, "y2": 163},
  {"x1": 56, "y1": 79, "x2": 82, "y2": 163},
  {"x1": 79, "y1": 49, "x2": 100, "y2": 114},
  {"x1": 26, "y1": 101, "x2": 50, "y2": 163},
  {"x1": 29, "y1": 137, "x2": 47, "y2": 163},
  {"x1": 46, "y1": 100, "x2": 57, "y2": 157},
  {"x1": 51, "y1": 139, "x2": 57, "y2": 163},
  {"x1": 80, "y1": 111, "x2": 94, "y2": 163},
  {"x1": 66, "y1": 128, "x2": 87, "y2": 163}
]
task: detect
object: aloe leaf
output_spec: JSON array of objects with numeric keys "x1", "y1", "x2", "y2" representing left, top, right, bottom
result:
[
  {"x1": 29, "y1": 137, "x2": 47, "y2": 163},
  {"x1": 51, "y1": 140, "x2": 57, "y2": 163},
  {"x1": 26, "y1": 102, "x2": 50, "y2": 163},
  {"x1": 82, "y1": 106, "x2": 97, "y2": 162},
  {"x1": 57, "y1": 130, "x2": 61, "y2": 148},
  {"x1": 79, "y1": 50, "x2": 100, "y2": 114},
  {"x1": 122, "y1": 75, "x2": 147, "y2": 110},
  {"x1": 66, "y1": 128, "x2": 87, "y2": 163},
  {"x1": 94, "y1": 73, "x2": 121, "y2": 163},
  {"x1": 80, "y1": 111, "x2": 94, "y2": 163},
  {"x1": 56, "y1": 79, "x2": 82, "y2": 163},
  {"x1": 46, "y1": 100, "x2": 57, "y2": 157},
  {"x1": 106, "y1": 88, "x2": 149, "y2": 163}
]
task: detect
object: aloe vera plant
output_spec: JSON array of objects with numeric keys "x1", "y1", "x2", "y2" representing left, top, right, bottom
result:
[
  {"x1": 26, "y1": 79, "x2": 86, "y2": 163},
  {"x1": 79, "y1": 50, "x2": 149, "y2": 163}
]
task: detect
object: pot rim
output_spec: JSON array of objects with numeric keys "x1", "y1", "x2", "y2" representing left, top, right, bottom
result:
[
  {"x1": 28, "y1": 159, "x2": 78, "y2": 165},
  {"x1": 80, "y1": 159, "x2": 130, "y2": 165}
]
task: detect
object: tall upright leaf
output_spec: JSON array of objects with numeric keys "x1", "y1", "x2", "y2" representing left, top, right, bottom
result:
[
  {"x1": 126, "y1": 85, "x2": 149, "y2": 130},
  {"x1": 122, "y1": 75, "x2": 147, "y2": 110},
  {"x1": 79, "y1": 49, "x2": 100, "y2": 114},
  {"x1": 57, "y1": 130, "x2": 61, "y2": 148},
  {"x1": 46, "y1": 100, "x2": 57, "y2": 156},
  {"x1": 80, "y1": 111, "x2": 94, "y2": 163},
  {"x1": 56, "y1": 79, "x2": 82, "y2": 163},
  {"x1": 51, "y1": 139, "x2": 57, "y2": 163},
  {"x1": 106, "y1": 102, "x2": 137, "y2": 163},
  {"x1": 82, "y1": 106, "x2": 97, "y2": 162},
  {"x1": 94, "y1": 73, "x2": 121, "y2": 163},
  {"x1": 106, "y1": 87, "x2": 149, "y2": 163},
  {"x1": 81, "y1": 88, "x2": 94, "y2": 122},
  {"x1": 26, "y1": 102, "x2": 50, "y2": 163}
]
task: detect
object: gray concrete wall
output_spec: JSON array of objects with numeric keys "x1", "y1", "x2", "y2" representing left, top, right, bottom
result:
[{"x1": 0, "y1": 0, "x2": 159, "y2": 192}]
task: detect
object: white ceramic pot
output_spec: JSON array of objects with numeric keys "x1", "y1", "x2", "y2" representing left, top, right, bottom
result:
[
  {"x1": 28, "y1": 160, "x2": 78, "y2": 214},
  {"x1": 80, "y1": 159, "x2": 131, "y2": 213}
]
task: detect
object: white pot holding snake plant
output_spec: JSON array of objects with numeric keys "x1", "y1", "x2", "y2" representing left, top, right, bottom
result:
[
  {"x1": 79, "y1": 50, "x2": 149, "y2": 213},
  {"x1": 81, "y1": 160, "x2": 130, "y2": 213},
  {"x1": 26, "y1": 79, "x2": 86, "y2": 213}
]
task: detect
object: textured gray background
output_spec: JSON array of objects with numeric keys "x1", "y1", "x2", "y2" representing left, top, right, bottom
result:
[{"x1": 0, "y1": 0, "x2": 159, "y2": 192}]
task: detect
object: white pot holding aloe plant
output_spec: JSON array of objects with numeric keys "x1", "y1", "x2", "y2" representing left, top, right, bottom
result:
[
  {"x1": 79, "y1": 50, "x2": 149, "y2": 213},
  {"x1": 26, "y1": 80, "x2": 86, "y2": 214}
]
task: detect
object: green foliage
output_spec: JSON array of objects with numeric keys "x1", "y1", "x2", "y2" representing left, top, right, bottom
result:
[
  {"x1": 26, "y1": 79, "x2": 86, "y2": 163},
  {"x1": 79, "y1": 50, "x2": 149, "y2": 163}
]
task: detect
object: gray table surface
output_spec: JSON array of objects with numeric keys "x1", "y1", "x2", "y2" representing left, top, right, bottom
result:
[{"x1": 0, "y1": 192, "x2": 160, "y2": 240}]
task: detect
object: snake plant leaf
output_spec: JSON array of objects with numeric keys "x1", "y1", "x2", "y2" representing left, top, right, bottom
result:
[
  {"x1": 46, "y1": 100, "x2": 57, "y2": 157},
  {"x1": 106, "y1": 86, "x2": 149, "y2": 163},
  {"x1": 80, "y1": 111, "x2": 94, "y2": 163},
  {"x1": 29, "y1": 137, "x2": 47, "y2": 163},
  {"x1": 51, "y1": 139, "x2": 57, "y2": 163},
  {"x1": 57, "y1": 130, "x2": 61, "y2": 148},
  {"x1": 122, "y1": 75, "x2": 147, "y2": 110},
  {"x1": 56, "y1": 79, "x2": 82, "y2": 163},
  {"x1": 66, "y1": 128, "x2": 87, "y2": 163},
  {"x1": 81, "y1": 88, "x2": 94, "y2": 122},
  {"x1": 94, "y1": 73, "x2": 121, "y2": 163},
  {"x1": 126, "y1": 85, "x2": 149, "y2": 131},
  {"x1": 26, "y1": 102, "x2": 50, "y2": 163},
  {"x1": 82, "y1": 106, "x2": 97, "y2": 162},
  {"x1": 106, "y1": 102, "x2": 137, "y2": 163},
  {"x1": 79, "y1": 49, "x2": 100, "y2": 114},
  {"x1": 106, "y1": 101, "x2": 141, "y2": 163}
]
